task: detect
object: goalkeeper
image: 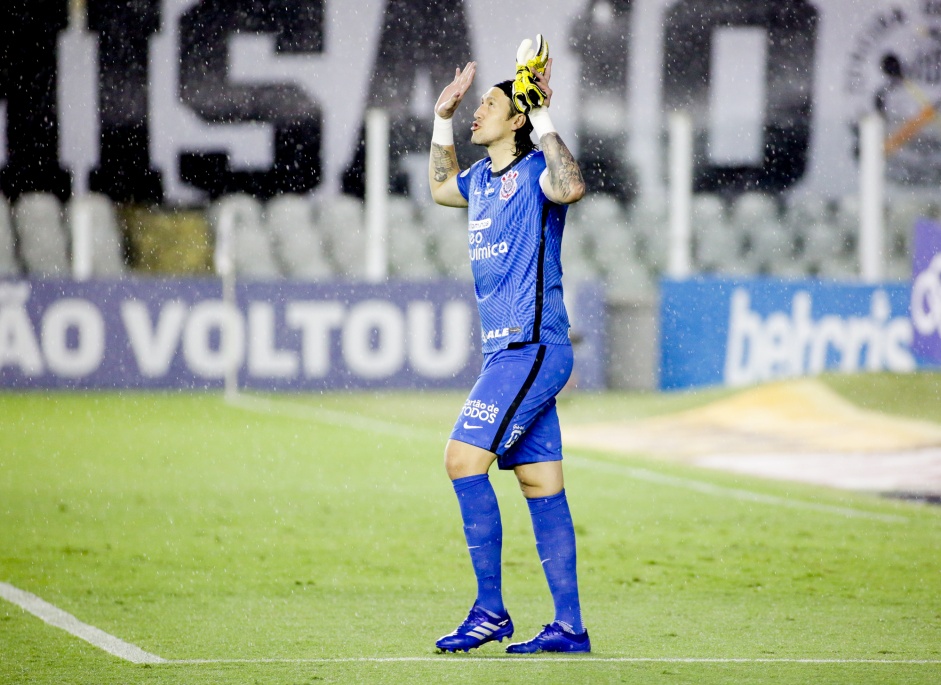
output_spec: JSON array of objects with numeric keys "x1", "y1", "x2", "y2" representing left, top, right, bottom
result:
[{"x1": 428, "y1": 36, "x2": 590, "y2": 654}]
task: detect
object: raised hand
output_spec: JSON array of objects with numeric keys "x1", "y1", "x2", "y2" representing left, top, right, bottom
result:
[
  {"x1": 531, "y1": 57, "x2": 553, "y2": 109},
  {"x1": 434, "y1": 61, "x2": 477, "y2": 120},
  {"x1": 513, "y1": 35, "x2": 550, "y2": 113}
]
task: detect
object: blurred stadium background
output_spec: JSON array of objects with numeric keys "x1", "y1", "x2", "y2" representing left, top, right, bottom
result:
[
  {"x1": 3, "y1": 0, "x2": 941, "y2": 393},
  {"x1": 2, "y1": 0, "x2": 941, "y2": 391}
]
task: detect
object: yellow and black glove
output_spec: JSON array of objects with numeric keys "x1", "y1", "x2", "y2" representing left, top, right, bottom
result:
[{"x1": 512, "y1": 34, "x2": 549, "y2": 114}]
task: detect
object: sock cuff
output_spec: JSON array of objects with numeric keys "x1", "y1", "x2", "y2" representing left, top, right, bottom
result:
[
  {"x1": 452, "y1": 473, "x2": 490, "y2": 493},
  {"x1": 526, "y1": 488, "x2": 567, "y2": 514}
]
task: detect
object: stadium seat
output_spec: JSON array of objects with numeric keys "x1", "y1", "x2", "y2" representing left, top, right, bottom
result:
[
  {"x1": 802, "y1": 221, "x2": 854, "y2": 278},
  {"x1": 886, "y1": 194, "x2": 930, "y2": 245},
  {"x1": 628, "y1": 194, "x2": 669, "y2": 274},
  {"x1": 0, "y1": 195, "x2": 20, "y2": 277},
  {"x1": 568, "y1": 193, "x2": 625, "y2": 228},
  {"x1": 592, "y1": 221, "x2": 638, "y2": 281},
  {"x1": 785, "y1": 194, "x2": 833, "y2": 277},
  {"x1": 387, "y1": 196, "x2": 438, "y2": 280},
  {"x1": 691, "y1": 193, "x2": 739, "y2": 274},
  {"x1": 567, "y1": 195, "x2": 629, "y2": 271},
  {"x1": 65, "y1": 193, "x2": 126, "y2": 279},
  {"x1": 12, "y1": 192, "x2": 69, "y2": 277},
  {"x1": 207, "y1": 194, "x2": 282, "y2": 279},
  {"x1": 804, "y1": 195, "x2": 857, "y2": 278},
  {"x1": 560, "y1": 224, "x2": 602, "y2": 285},
  {"x1": 572, "y1": 196, "x2": 659, "y2": 295},
  {"x1": 265, "y1": 193, "x2": 333, "y2": 280},
  {"x1": 603, "y1": 257, "x2": 655, "y2": 300},
  {"x1": 319, "y1": 194, "x2": 367, "y2": 279},
  {"x1": 423, "y1": 202, "x2": 472, "y2": 281},
  {"x1": 885, "y1": 194, "x2": 935, "y2": 280},
  {"x1": 731, "y1": 191, "x2": 789, "y2": 275},
  {"x1": 564, "y1": 194, "x2": 657, "y2": 300}
]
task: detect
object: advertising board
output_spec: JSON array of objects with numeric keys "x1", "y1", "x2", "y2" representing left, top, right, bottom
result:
[
  {"x1": 660, "y1": 277, "x2": 917, "y2": 390},
  {"x1": 0, "y1": 278, "x2": 606, "y2": 391}
]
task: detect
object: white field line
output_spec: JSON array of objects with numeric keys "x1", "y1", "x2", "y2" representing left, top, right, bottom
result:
[
  {"x1": 2, "y1": 572, "x2": 933, "y2": 669},
  {"x1": 4, "y1": 576, "x2": 936, "y2": 666},
  {"x1": 227, "y1": 393, "x2": 909, "y2": 523},
  {"x1": 166, "y1": 656, "x2": 941, "y2": 665},
  {"x1": 1, "y1": 578, "x2": 937, "y2": 670},
  {"x1": 226, "y1": 393, "x2": 441, "y2": 442},
  {"x1": 0, "y1": 582, "x2": 165, "y2": 664},
  {"x1": 567, "y1": 457, "x2": 909, "y2": 524}
]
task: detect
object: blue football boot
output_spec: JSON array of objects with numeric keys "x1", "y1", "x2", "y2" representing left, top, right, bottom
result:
[
  {"x1": 505, "y1": 622, "x2": 591, "y2": 654},
  {"x1": 435, "y1": 605, "x2": 514, "y2": 653}
]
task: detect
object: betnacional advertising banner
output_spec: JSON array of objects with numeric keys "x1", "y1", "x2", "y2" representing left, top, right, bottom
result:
[
  {"x1": 660, "y1": 277, "x2": 918, "y2": 390},
  {"x1": 0, "y1": 279, "x2": 607, "y2": 391},
  {"x1": 3, "y1": 0, "x2": 941, "y2": 205}
]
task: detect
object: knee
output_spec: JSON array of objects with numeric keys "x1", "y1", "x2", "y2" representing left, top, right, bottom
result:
[
  {"x1": 517, "y1": 479, "x2": 562, "y2": 500},
  {"x1": 514, "y1": 462, "x2": 564, "y2": 499},
  {"x1": 443, "y1": 443, "x2": 463, "y2": 480},
  {"x1": 444, "y1": 440, "x2": 494, "y2": 481}
]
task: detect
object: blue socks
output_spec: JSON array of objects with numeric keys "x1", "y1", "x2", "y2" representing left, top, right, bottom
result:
[
  {"x1": 526, "y1": 489, "x2": 584, "y2": 634},
  {"x1": 451, "y1": 476, "x2": 584, "y2": 632},
  {"x1": 451, "y1": 474, "x2": 505, "y2": 615}
]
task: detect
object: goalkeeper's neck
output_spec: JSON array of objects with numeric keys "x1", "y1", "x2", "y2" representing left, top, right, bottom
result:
[{"x1": 486, "y1": 137, "x2": 528, "y2": 172}]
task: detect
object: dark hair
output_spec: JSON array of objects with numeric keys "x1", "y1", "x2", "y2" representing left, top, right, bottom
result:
[{"x1": 495, "y1": 80, "x2": 536, "y2": 157}]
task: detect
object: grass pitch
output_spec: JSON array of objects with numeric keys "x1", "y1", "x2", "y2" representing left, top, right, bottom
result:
[{"x1": 1, "y1": 374, "x2": 940, "y2": 684}]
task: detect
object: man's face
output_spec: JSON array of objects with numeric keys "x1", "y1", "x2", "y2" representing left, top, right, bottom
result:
[{"x1": 470, "y1": 87, "x2": 520, "y2": 147}]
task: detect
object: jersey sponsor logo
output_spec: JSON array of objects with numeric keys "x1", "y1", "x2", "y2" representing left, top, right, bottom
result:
[
  {"x1": 499, "y1": 170, "x2": 519, "y2": 200},
  {"x1": 462, "y1": 422, "x2": 483, "y2": 430},
  {"x1": 469, "y1": 218, "x2": 492, "y2": 231},
  {"x1": 484, "y1": 184, "x2": 496, "y2": 197},
  {"x1": 469, "y1": 241, "x2": 509, "y2": 261},
  {"x1": 461, "y1": 399, "x2": 500, "y2": 424},
  {"x1": 481, "y1": 326, "x2": 521, "y2": 343}
]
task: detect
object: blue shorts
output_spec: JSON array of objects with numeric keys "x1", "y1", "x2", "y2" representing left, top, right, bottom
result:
[{"x1": 450, "y1": 343, "x2": 574, "y2": 470}]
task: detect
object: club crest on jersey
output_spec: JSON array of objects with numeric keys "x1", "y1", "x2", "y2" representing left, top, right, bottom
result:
[{"x1": 499, "y1": 170, "x2": 520, "y2": 200}]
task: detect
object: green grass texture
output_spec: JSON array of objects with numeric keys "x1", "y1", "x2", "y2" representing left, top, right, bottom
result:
[{"x1": 1, "y1": 373, "x2": 940, "y2": 684}]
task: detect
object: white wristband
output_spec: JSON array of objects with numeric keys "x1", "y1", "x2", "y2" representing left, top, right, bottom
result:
[
  {"x1": 432, "y1": 114, "x2": 454, "y2": 146},
  {"x1": 528, "y1": 107, "x2": 557, "y2": 139}
]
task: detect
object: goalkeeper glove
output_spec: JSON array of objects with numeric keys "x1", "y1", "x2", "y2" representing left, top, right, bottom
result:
[{"x1": 512, "y1": 34, "x2": 549, "y2": 113}]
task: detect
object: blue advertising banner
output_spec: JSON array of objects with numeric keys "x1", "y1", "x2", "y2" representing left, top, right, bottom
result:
[
  {"x1": 0, "y1": 278, "x2": 605, "y2": 391},
  {"x1": 660, "y1": 277, "x2": 917, "y2": 390}
]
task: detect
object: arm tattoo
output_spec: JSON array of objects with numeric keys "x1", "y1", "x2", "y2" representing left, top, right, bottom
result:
[
  {"x1": 542, "y1": 133, "x2": 585, "y2": 200},
  {"x1": 431, "y1": 143, "x2": 458, "y2": 183}
]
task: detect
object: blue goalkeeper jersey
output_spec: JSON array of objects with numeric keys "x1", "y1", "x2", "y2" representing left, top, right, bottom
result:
[{"x1": 456, "y1": 150, "x2": 571, "y2": 353}]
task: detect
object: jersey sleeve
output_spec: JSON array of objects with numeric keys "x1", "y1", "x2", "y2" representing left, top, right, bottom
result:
[
  {"x1": 533, "y1": 153, "x2": 552, "y2": 202},
  {"x1": 455, "y1": 162, "x2": 476, "y2": 201}
]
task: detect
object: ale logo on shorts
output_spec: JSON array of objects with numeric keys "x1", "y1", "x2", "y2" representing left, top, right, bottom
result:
[{"x1": 500, "y1": 170, "x2": 519, "y2": 200}]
